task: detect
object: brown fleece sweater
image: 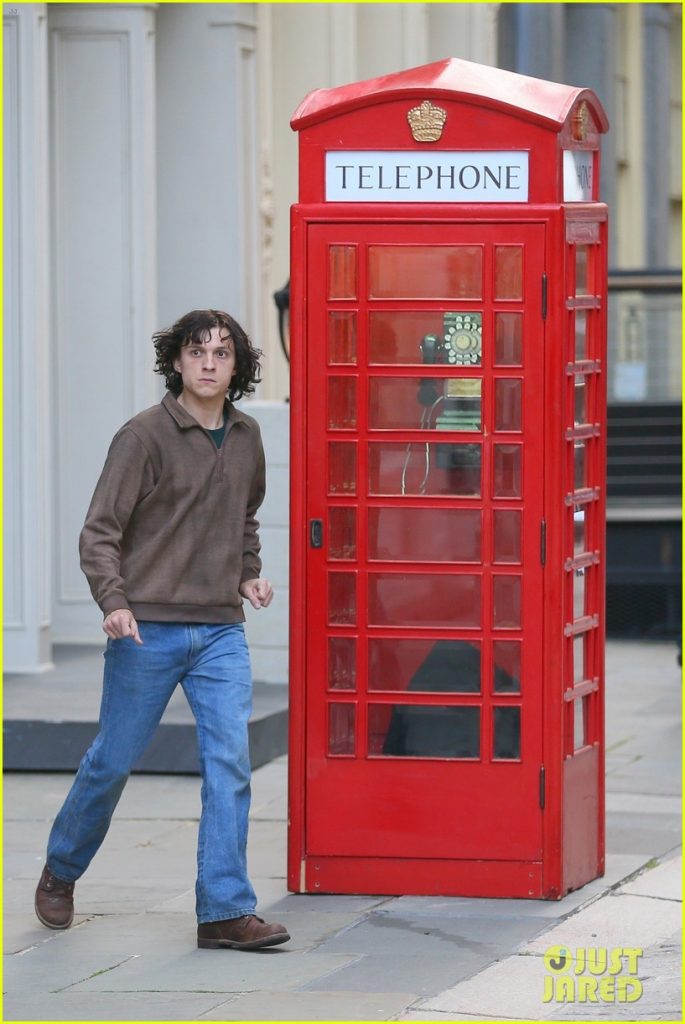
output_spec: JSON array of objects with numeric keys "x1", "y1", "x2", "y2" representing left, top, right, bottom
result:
[{"x1": 79, "y1": 392, "x2": 265, "y2": 624}]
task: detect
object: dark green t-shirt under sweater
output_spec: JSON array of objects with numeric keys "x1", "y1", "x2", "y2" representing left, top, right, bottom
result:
[{"x1": 207, "y1": 416, "x2": 227, "y2": 449}]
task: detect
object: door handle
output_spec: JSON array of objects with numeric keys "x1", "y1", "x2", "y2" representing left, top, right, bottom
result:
[{"x1": 310, "y1": 519, "x2": 324, "y2": 548}]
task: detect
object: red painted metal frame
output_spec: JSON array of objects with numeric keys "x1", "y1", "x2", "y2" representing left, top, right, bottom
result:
[
  {"x1": 288, "y1": 59, "x2": 609, "y2": 899},
  {"x1": 304, "y1": 215, "x2": 545, "y2": 878}
]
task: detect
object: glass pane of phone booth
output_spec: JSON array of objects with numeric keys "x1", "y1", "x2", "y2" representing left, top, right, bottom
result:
[
  {"x1": 368, "y1": 245, "x2": 483, "y2": 299},
  {"x1": 368, "y1": 638, "x2": 482, "y2": 693},
  {"x1": 369, "y1": 378, "x2": 482, "y2": 431},
  {"x1": 368, "y1": 507, "x2": 481, "y2": 562},
  {"x1": 368, "y1": 442, "x2": 482, "y2": 497},
  {"x1": 306, "y1": 222, "x2": 545, "y2": 866},
  {"x1": 369, "y1": 311, "x2": 483, "y2": 365}
]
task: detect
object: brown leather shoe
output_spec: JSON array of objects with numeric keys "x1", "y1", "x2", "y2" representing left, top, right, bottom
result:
[
  {"x1": 35, "y1": 865, "x2": 75, "y2": 929},
  {"x1": 197, "y1": 914, "x2": 290, "y2": 950}
]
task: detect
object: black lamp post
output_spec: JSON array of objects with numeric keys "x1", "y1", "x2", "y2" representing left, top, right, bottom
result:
[{"x1": 273, "y1": 280, "x2": 290, "y2": 363}]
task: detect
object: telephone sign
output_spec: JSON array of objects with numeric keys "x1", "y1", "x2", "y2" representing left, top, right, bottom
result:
[
  {"x1": 288, "y1": 58, "x2": 609, "y2": 900},
  {"x1": 325, "y1": 151, "x2": 529, "y2": 202}
]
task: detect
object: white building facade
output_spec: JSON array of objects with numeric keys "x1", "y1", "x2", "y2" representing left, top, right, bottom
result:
[{"x1": 4, "y1": 3, "x2": 680, "y2": 677}]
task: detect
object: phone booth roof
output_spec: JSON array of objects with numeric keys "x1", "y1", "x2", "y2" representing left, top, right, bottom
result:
[
  {"x1": 292, "y1": 57, "x2": 609, "y2": 135},
  {"x1": 292, "y1": 59, "x2": 608, "y2": 205}
]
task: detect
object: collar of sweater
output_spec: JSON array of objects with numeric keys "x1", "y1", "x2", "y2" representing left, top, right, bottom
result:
[{"x1": 162, "y1": 391, "x2": 250, "y2": 432}]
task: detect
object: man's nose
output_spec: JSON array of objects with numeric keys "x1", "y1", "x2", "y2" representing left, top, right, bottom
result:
[{"x1": 202, "y1": 352, "x2": 215, "y2": 369}]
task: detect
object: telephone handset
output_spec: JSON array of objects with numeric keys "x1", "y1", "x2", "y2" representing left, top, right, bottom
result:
[
  {"x1": 412, "y1": 312, "x2": 482, "y2": 477},
  {"x1": 417, "y1": 334, "x2": 441, "y2": 407}
]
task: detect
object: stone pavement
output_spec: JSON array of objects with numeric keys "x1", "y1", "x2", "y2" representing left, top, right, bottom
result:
[{"x1": 3, "y1": 640, "x2": 681, "y2": 1022}]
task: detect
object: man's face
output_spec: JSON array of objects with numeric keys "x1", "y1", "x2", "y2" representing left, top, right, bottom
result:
[{"x1": 173, "y1": 326, "x2": 236, "y2": 401}]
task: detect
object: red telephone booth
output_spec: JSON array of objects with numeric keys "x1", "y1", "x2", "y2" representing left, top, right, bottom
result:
[{"x1": 288, "y1": 58, "x2": 609, "y2": 899}]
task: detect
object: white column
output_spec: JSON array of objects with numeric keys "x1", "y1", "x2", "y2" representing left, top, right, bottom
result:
[
  {"x1": 255, "y1": 4, "x2": 279, "y2": 397},
  {"x1": 356, "y1": 4, "x2": 428, "y2": 80},
  {"x1": 240, "y1": 401, "x2": 289, "y2": 683},
  {"x1": 156, "y1": 4, "x2": 259, "y2": 341},
  {"x1": 3, "y1": 4, "x2": 52, "y2": 672},
  {"x1": 258, "y1": 3, "x2": 359, "y2": 402},
  {"x1": 49, "y1": 3, "x2": 157, "y2": 642},
  {"x1": 641, "y1": 3, "x2": 673, "y2": 267},
  {"x1": 427, "y1": 4, "x2": 498, "y2": 66}
]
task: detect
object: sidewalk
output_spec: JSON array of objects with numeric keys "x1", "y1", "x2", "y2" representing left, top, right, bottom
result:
[{"x1": 3, "y1": 640, "x2": 681, "y2": 1022}]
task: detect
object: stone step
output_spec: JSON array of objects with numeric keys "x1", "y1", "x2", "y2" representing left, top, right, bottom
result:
[{"x1": 3, "y1": 645, "x2": 288, "y2": 774}]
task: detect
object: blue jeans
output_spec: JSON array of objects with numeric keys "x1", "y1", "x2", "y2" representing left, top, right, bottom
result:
[{"x1": 46, "y1": 622, "x2": 257, "y2": 923}]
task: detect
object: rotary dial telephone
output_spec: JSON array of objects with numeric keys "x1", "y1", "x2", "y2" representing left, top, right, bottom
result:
[
  {"x1": 402, "y1": 312, "x2": 483, "y2": 485},
  {"x1": 442, "y1": 312, "x2": 482, "y2": 365}
]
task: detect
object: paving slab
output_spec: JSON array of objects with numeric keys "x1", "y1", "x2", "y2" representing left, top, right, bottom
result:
[
  {"x1": 299, "y1": 951, "x2": 499, "y2": 997},
  {"x1": 605, "y1": 815, "x2": 682, "y2": 857},
  {"x1": 20, "y1": 909, "x2": 196, "y2": 956},
  {"x1": 3, "y1": 771, "x2": 203, "y2": 823},
  {"x1": 603, "y1": 772, "x2": 681, "y2": 797},
  {"x1": 245, "y1": 819, "x2": 287, "y2": 878},
  {"x1": 67, "y1": 949, "x2": 359, "y2": 994},
  {"x1": 247, "y1": 877, "x2": 294, "y2": 909},
  {"x1": 397, "y1": 1011, "x2": 506, "y2": 1021},
  {"x1": 605, "y1": 792, "x2": 682, "y2": 816},
  {"x1": 3, "y1": 943, "x2": 146, "y2": 996},
  {"x1": 264, "y1": 893, "x2": 392, "y2": 915},
  {"x1": 4, "y1": 911, "x2": 94, "y2": 955},
  {"x1": 54, "y1": 884, "x2": 193, "y2": 918},
  {"x1": 406, "y1": 953, "x2": 563, "y2": 1020},
  {"x1": 313, "y1": 909, "x2": 556, "y2": 958},
  {"x1": 523, "y1": 892, "x2": 681, "y2": 955},
  {"x1": 2, "y1": 991, "x2": 235, "y2": 1022},
  {"x1": 249, "y1": 754, "x2": 288, "y2": 821},
  {"x1": 147, "y1": 888, "x2": 197, "y2": 915},
  {"x1": 198, "y1": 989, "x2": 419, "y2": 1020},
  {"x1": 618, "y1": 854, "x2": 681, "y2": 900},
  {"x1": 524, "y1": 888, "x2": 679, "y2": 958},
  {"x1": 7, "y1": 818, "x2": 197, "y2": 881},
  {"x1": 4, "y1": 913, "x2": 197, "y2": 983}
]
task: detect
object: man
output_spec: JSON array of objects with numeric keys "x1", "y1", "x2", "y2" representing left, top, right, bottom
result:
[{"x1": 35, "y1": 309, "x2": 290, "y2": 951}]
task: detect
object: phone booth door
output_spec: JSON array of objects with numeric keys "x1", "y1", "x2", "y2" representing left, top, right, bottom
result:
[{"x1": 305, "y1": 220, "x2": 546, "y2": 893}]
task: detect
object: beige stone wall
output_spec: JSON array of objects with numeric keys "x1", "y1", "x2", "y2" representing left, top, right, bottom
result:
[{"x1": 255, "y1": 3, "x2": 499, "y2": 401}]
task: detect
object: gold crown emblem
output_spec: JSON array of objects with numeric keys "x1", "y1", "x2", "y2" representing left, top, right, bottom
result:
[{"x1": 407, "y1": 100, "x2": 447, "y2": 143}]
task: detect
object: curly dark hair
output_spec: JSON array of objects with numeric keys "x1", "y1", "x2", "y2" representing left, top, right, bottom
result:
[{"x1": 153, "y1": 309, "x2": 262, "y2": 401}]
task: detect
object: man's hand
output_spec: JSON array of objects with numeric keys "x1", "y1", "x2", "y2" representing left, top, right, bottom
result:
[
  {"x1": 239, "y1": 578, "x2": 274, "y2": 610},
  {"x1": 103, "y1": 609, "x2": 143, "y2": 644}
]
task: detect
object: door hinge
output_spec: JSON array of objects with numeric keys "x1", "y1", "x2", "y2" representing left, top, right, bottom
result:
[
  {"x1": 540, "y1": 519, "x2": 547, "y2": 565},
  {"x1": 541, "y1": 273, "x2": 548, "y2": 320},
  {"x1": 539, "y1": 765, "x2": 546, "y2": 809}
]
